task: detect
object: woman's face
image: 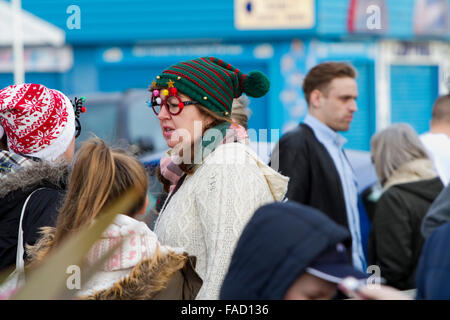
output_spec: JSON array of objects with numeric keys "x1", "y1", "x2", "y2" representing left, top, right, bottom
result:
[{"x1": 157, "y1": 91, "x2": 213, "y2": 149}]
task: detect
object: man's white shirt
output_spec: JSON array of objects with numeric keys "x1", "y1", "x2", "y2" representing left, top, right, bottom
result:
[{"x1": 420, "y1": 132, "x2": 450, "y2": 186}]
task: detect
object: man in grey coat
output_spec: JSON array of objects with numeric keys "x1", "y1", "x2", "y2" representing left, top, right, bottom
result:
[{"x1": 421, "y1": 183, "x2": 450, "y2": 238}]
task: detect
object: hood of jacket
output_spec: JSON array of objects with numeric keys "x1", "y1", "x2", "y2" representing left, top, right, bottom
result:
[
  {"x1": 383, "y1": 158, "x2": 437, "y2": 191},
  {"x1": 383, "y1": 158, "x2": 442, "y2": 202},
  {"x1": 220, "y1": 201, "x2": 350, "y2": 300},
  {"x1": 26, "y1": 216, "x2": 203, "y2": 300},
  {"x1": 244, "y1": 143, "x2": 289, "y2": 201},
  {"x1": 0, "y1": 159, "x2": 69, "y2": 198},
  {"x1": 161, "y1": 139, "x2": 289, "y2": 201},
  {"x1": 200, "y1": 141, "x2": 289, "y2": 201}
]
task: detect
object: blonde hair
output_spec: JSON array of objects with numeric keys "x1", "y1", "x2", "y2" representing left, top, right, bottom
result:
[
  {"x1": 53, "y1": 137, "x2": 148, "y2": 245},
  {"x1": 371, "y1": 123, "x2": 429, "y2": 184}
]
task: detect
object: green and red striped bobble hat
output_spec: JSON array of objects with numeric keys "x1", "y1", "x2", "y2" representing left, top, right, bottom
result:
[{"x1": 152, "y1": 56, "x2": 270, "y2": 117}]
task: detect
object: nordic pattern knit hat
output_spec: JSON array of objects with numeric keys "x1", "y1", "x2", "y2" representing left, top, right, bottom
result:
[
  {"x1": 152, "y1": 56, "x2": 270, "y2": 117},
  {"x1": 0, "y1": 83, "x2": 75, "y2": 161}
]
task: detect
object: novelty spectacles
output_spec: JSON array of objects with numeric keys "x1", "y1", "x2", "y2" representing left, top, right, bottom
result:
[{"x1": 147, "y1": 87, "x2": 198, "y2": 116}]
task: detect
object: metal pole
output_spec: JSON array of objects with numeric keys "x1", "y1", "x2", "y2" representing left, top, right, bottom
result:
[{"x1": 12, "y1": 0, "x2": 25, "y2": 84}]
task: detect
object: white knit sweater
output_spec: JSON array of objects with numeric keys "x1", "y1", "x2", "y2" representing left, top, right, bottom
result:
[{"x1": 154, "y1": 142, "x2": 289, "y2": 300}]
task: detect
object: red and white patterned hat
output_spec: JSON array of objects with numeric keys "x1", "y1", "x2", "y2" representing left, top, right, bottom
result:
[{"x1": 0, "y1": 83, "x2": 75, "y2": 161}]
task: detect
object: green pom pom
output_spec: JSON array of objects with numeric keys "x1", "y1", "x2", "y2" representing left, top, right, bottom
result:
[{"x1": 243, "y1": 71, "x2": 270, "y2": 98}]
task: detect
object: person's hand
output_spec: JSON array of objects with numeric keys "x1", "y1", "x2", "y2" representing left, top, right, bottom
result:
[
  {"x1": 357, "y1": 284, "x2": 412, "y2": 300},
  {"x1": 338, "y1": 277, "x2": 412, "y2": 300}
]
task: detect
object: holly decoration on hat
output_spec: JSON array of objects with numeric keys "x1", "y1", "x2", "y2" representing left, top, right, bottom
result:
[
  {"x1": 71, "y1": 96, "x2": 87, "y2": 138},
  {"x1": 167, "y1": 80, "x2": 175, "y2": 88}
]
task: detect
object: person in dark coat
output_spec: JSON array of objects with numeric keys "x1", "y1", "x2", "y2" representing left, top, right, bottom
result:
[
  {"x1": 421, "y1": 182, "x2": 450, "y2": 238},
  {"x1": 0, "y1": 160, "x2": 68, "y2": 271},
  {"x1": 416, "y1": 220, "x2": 450, "y2": 299},
  {"x1": 0, "y1": 83, "x2": 78, "y2": 271},
  {"x1": 270, "y1": 62, "x2": 366, "y2": 271},
  {"x1": 220, "y1": 201, "x2": 370, "y2": 300},
  {"x1": 369, "y1": 123, "x2": 444, "y2": 290}
]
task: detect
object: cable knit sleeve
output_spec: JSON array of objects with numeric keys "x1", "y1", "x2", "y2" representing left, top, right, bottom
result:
[{"x1": 194, "y1": 149, "x2": 275, "y2": 300}]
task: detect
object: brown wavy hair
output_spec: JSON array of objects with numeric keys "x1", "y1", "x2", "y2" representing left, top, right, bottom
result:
[
  {"x1": 156, "y1": 104, "x2": 237, "y2": 193},
  {"x1": 52, "y1": 137, "x2": 148, "y2": 245},
  {"x1": 302, "y1": 62, "x2": 357, "y2": 106}
]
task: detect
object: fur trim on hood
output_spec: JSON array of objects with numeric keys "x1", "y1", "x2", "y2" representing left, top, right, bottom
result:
[
  {"x1": 25, "y1": 226, "x2": 56, "y2": 268},
  {"x1": 383, "y1": 158, "x2": 438, "y2": 191},
  {"x1": 205, "y1": 141, "x2": 289, "y2": 201},
  {"x1": 0, "y1": 160, "x2": 69, "y2": 198},
  {"x1": 81, "y1": 251, "x2": 199, "y2": 300},
  {"x1": 26, "y1": 226, "x2": 203, "y2": 300}
]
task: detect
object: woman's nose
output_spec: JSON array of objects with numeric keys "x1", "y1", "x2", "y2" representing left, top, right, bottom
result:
[{"x1": 157, "y1": 105, "x2": 171, "y2": 120}]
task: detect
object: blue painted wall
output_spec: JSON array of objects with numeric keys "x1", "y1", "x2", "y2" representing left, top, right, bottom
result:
[
  {"x1": 20, "y1": 0, "x2": 450, "y2": 42},
  {"x1": 0, "y1": 72, "x2": 63, "y2": 91},
  {"x1": 317, "y1": 0, "x2": 350, "y2": 36},
  {"x1": 20, "y1": 0, "x2": 316, "y2": 44},
  {"x1": 390, "y1": 65, "x2": 439, "y2": 134}
]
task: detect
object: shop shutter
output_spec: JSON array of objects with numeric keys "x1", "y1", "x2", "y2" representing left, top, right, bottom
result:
[{"x1": 390, "y1": 65, "x2": 439, "y2": 134}]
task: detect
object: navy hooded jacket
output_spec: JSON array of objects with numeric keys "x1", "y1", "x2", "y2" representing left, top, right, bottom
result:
[
  {"x1": 220, "y1": 201, "x2": 352, "y2": 300},
  {"x1": 416, "y1": 220, "x2": 450, "y2": 299}
]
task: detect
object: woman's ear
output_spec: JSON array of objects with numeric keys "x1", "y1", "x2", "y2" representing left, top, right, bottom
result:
[{"x1": 203, "y1": 114, "x2": 215, "y2": 127}]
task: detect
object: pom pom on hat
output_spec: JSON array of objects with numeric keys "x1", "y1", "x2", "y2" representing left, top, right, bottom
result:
[{"x1": 243, "y1": 71, "x2": 270, "y2": 98}]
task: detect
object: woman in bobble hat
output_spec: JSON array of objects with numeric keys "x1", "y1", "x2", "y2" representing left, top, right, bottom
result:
[
  {"x1": 0, "y1": 83, "x2": 79, "y2": 272},
  {"x1": 148, "y1": 57, "x2": 289, "y2": 299}
]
